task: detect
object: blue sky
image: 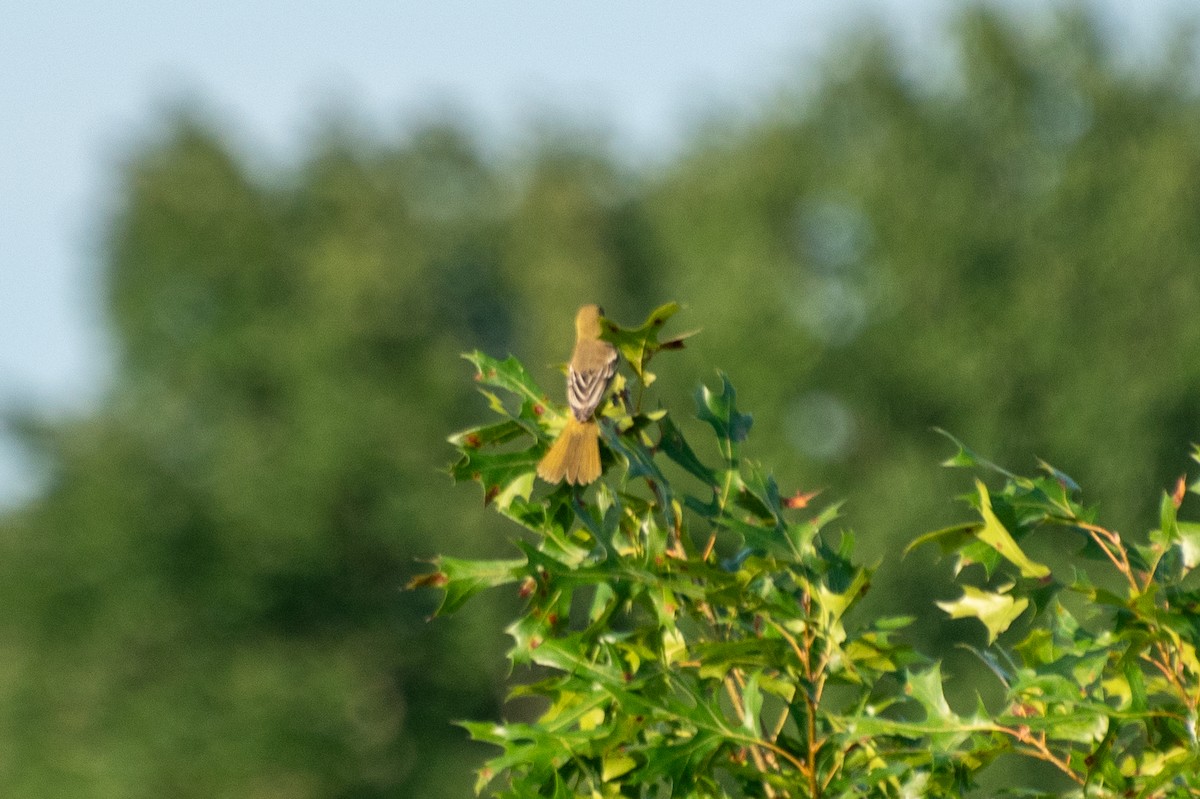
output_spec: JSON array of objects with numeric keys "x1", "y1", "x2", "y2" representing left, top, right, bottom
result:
[{"x1": 0, "y1": 1, "x2": 1191, "y2": 502}]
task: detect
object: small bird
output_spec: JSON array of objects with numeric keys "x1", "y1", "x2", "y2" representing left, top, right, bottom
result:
[{"x1": 537, "y1": 304, "x2": 619, "y2": 486}]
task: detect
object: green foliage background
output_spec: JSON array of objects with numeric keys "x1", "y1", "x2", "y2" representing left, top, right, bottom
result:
[{"x1": 2, "y1": 8, "x2": 1199, "y2": 797}]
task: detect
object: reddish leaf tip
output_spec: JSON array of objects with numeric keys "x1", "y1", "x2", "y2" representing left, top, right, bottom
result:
[
  {"x1": 783, "y1": 488, "x2": 823, "y2": 509},
  {"x1": 1172, "y1": 474, "x2": 1187, "y2": 508}
]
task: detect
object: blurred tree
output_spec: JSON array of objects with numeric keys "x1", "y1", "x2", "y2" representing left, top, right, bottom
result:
[
  {"x1": 1, "y1": 6, "x2": 1199, "y2": 797},
  {"x1": 0, "y1": 108, "x2": 668, "y2": 796}
]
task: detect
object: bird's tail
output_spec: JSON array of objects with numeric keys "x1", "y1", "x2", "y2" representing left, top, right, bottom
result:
[{"x1": 537, "y1": 417, "x2": 602, "y2": 485}]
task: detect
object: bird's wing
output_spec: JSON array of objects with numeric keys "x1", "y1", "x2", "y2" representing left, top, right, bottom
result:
[{"x1": 567, "y1": 344, "x2": 618, "y2": 421}]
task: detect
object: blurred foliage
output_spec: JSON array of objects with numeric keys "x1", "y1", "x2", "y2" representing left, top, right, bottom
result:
[{"x1": 2, "y1": 6, "x2": 1200, "y2": 797}]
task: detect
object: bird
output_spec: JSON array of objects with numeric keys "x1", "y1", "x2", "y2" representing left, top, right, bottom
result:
[{"x1": 536, "y1": 304, "x2": 619, "y2": 486}]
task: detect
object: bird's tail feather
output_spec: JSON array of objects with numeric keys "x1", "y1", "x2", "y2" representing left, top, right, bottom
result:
[{"x1": 537, "y1": 418, "x2": 601, "y2": 485}]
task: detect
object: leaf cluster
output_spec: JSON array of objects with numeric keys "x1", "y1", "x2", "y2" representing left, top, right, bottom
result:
[
  {"x1": 909, "y1": 433, "x2": 1200, "y2": 797},
  {"x1": 424, "y1": 307, "x2": 931, "y2": 797},
  {"x1": 419, "y1": 308, "x2": 1200, "y2": 797}
]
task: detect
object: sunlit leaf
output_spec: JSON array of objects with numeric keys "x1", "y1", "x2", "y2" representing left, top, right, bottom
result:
[
  {"x1": 904, "y1": 663, "x2": 956, "y2": 723},
  {"x1": 602, "y1": 753, "x2": 638, "y2": 782},
  {"x1": 1177, "y1": 521, "x2": 1200, "y2": 572},
  {"x1": 936, "y1": 584, "x2": 1029, "y2": 644},
  {"x1": 973, "y1": 480, "x2": 1051, "y2": 579}
]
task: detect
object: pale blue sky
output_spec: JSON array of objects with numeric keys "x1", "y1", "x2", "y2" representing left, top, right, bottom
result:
[{"x1": 0, "y1": 1, "x2": 1191, "y2": 502}]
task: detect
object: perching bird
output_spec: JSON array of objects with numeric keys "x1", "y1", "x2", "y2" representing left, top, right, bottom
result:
[{"x1": 536, "y1": 304, "x2": 619, "y2": 485}]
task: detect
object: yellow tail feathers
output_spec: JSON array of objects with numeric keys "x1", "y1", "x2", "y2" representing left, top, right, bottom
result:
[{"x1": 537, "y1": 417, "x2": 602, "y2": 485}]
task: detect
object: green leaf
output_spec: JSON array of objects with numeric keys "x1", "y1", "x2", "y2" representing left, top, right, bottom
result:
[
  {"x1": 1035, "y1": 457, "x2": 1081, "y2": 493},
  {"x1": 1153, "y1": 492, "x2": 1200, "y2": 580},
  {"x1": 904, "y1": 663, "x2": 957, "y2": 723},
  {"x1": 1177, "y1": 520, "x2": 1200, "y2": 572},
  {"x1": 936, "y1": 585, "x2": 1029, "y2": 644},
  {"x1": 956, "y1": 643, "x2": 1013, "y2": 688},
  {"x1": 1159, "y1": 487, "x2": 1180, "y2": 542},
  {"x1": 905, "y1": 522, "x2": 981, "y2": 558},
  {"x1": 973, "y1": 479, "x2": 1051, "y2": 579},
  {"x1": 1191, "y1": 444, "x2": 1200, "y2": 493},
  {"x1": 1045, "y1": 707, "x2": 1109, "y2": 744},
  {"x1": 632, "y1": 729, "x2": 725, "y2": 788},
  {"x1": 720, "y1": 513, "x2": 798, "y2": 560},
  {"x1": 787, "y1": 500, "x2": 843, "y2": 551},
  {"x1": 463, "y1": 350, "x2": 554, "y2": 418},
  {"x1": 602, "y1": 753, "x2": 638, "y2": 782},
  {"x1": 600, "y1": 422, "x2": 676, "y2": 538},
  {"x1": 935, "y1": 427, "x2": 981, "y2": 468},
  {"x1": 448, "y1": 417, "x2": 527, "y2": 450},
  {"x1": 818, "y1": 566, "x2": 871, "y2": 625},
  {"x1": 408, "y1": 555, "x2": 527, "y2": 615},
  {"x1": 448, "y1": 446, "x2": 540, "y2": 505},
  {"x1": 737, "y1": 461, "x2": 785, "y2": 525},
  {"x1": 1123, "y1": 654, "x2": 1148, "y2": 712},
  {"x1": 598, "y1": 301, "x2": 691, "y2": 386},
  {"x1": 740, "y1": 671, "x2": 763, "y2": 734},
  {"x1": 934, "y1": 429, "x2": 1014, "y2": 479},
  {"x1": 692, "y1": 638, "x2": 792, "y2": 678},
  {"x1": 655, "y1": 413, "x2": 716, "y2": 484},
  {"x1": 695, "y1": 372, "x2": 753, "y2": 453}
]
